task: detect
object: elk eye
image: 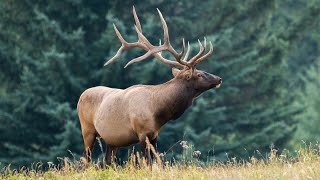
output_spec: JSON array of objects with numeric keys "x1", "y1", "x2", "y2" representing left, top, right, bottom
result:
[{"x1": 197, "y1": 74, "x2": 202, "y2": 78}]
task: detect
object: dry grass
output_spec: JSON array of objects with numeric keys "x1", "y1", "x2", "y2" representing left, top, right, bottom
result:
[{"x1": 1, "y1": 144, "x2": 320, "y2": 180}]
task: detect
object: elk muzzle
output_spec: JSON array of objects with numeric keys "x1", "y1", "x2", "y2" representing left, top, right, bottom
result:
[{"x1": 211, "y1": 75, "x2": 222, "y2": 88}]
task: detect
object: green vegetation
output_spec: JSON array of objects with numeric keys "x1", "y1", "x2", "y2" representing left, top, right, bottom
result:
[{"x1": 0, "y1": 0, "x2": 319, "y2": 168}]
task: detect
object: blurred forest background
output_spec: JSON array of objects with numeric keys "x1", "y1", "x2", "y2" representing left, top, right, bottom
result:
[{"x1": 0, "y1": 0, "x2": 319, "y2": 168}]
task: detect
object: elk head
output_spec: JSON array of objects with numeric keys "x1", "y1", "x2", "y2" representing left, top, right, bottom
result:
[{"x1": 105, "y1": 7, "x2": 222, "y2": 91}]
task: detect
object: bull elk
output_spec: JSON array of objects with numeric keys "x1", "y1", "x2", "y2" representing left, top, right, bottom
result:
[{"x1": 77, "y1": 7, "x2": 222, "y2": 166}]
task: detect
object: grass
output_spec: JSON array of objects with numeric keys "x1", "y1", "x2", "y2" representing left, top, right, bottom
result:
[{"x1": 1, "y1": 144, "x2": 320, "y2": 180}]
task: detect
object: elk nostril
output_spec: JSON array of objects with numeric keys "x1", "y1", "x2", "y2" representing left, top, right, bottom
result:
[{"x1": 219, "y1": 78, "x2": 222, "y2": 83}]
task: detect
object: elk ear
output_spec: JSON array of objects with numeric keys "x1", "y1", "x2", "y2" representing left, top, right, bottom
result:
[{"x1": 172, "y1": 68, "x2": 180, "y2": 77}]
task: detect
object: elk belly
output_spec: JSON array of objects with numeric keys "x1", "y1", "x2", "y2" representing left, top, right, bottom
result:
[{"x1": 97, "y1": 124, "x2": 139, "y2": 147}]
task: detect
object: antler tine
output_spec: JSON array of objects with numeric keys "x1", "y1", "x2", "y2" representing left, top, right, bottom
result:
[
  {"x1": 195, "y1": 41, "x2": 214, "y2": 65},
  {"x1": 188, "y1": 38, "x2": 206, "y2": 65},
  {"x1": 124, "y1": 50, "x2": 157, "y2": 68},
  {"x1": 157, "y1": 9, "x2": 187, "y2": 63},
  {"x1": 132, "y1": 6, "x2": 142, "y2": 33},
  {"x1": 175, "y1": 38, "x2": 190, "y2": 67},
  {"x1": 178, "y1": 38, "x2": 185, "y2": 57},
  {"x1": 113, "y1": 24, "x2": 127, "y2": 45},
  {"x1": 182, "y1": 41, "x2": 190, "y2": 62},
  {"x1": 157, "y1": 9, "x2": 169, "y2": 46},
  {"x1": 104, "y1": 24, "x2": 131, "y2": 66}
]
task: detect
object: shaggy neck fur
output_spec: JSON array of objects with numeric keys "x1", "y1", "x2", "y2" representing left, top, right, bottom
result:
[{"x1": 153, "y1": 78, "x2": 197, "y2": 128}]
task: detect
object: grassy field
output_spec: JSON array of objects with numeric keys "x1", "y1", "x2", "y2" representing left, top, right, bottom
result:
[{"x1": 1, "y1": 145, "x2": 320, "y2": 180}]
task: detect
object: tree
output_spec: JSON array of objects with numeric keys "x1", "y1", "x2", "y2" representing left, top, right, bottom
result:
[
  {"x1": 291, "y1": 62, "x2": 320, "y2": 147},
  {"x1": 0, "y1": 0, "x2": 110, "y2": 167}
]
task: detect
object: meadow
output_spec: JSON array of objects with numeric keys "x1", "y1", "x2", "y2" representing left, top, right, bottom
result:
[{"x1": 2, "y1": 144, "x2": 320, "y2": 180}]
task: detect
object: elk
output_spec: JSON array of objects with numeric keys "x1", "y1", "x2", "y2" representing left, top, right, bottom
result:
[{"x1": 77, "y1": 7, "x2": 222, "y2": 166}]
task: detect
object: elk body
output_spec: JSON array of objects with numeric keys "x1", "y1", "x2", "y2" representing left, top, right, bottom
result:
[{"x1": 77, "y1": 7, "x2": 222, "y2": 165}]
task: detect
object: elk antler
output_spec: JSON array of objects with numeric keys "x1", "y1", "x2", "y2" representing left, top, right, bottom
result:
[{"x1": 104, "y1": 6, "x2": 214, "y2": 69}]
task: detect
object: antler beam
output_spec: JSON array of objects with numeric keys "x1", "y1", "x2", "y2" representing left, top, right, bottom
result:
[{"x1": 104, "y1": 6, "x2": 214, "y2": 69}]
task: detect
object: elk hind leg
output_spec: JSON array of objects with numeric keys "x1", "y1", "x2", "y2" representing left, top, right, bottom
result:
[
  {"x1": 82, "y1": 128, "x2": 97, "y2": 163},
  {"x1": 105, "y1": 145, "x2": 118, "y2": 166}
]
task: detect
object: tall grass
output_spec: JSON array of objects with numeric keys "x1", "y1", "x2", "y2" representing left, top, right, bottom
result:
[{"x1": 1, "y1": 143, "x2": 320, "y2": 180}]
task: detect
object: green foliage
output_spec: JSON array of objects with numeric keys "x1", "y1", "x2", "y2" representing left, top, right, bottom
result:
[
  {"x1": 0, "y1": 0, "x2": 319, "y2": 168},
  {"x1": 0, "y1": 0, "x2": 107, "y2": 167},
  {"x1": 292, "y1": 62, "x2": 320, "y2": 147}
]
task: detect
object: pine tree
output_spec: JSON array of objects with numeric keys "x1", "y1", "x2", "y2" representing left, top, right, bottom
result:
[
  {"x1": 292, "y1": 62, "x2": 320, "y2": 147},
  {"x1": 0, "y1": 0, "x2": 111, "y2": 167}
]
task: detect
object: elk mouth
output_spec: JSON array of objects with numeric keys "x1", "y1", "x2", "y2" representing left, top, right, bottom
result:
[
  {"x1": 209, "y1": 82, "x2": 221, "y2": 89},
  {"x1": 213, "y1": 78, "x2": 222, "y2": 88}
]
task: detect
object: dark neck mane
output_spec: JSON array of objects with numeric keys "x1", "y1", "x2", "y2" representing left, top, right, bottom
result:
[{"x1": 153, "y1": 78, "x2": 196, "y2": 128}]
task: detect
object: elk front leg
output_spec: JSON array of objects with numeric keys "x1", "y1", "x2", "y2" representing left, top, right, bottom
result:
[
  {"x1": 139, "y1": 134, "x2": 156, "y2": 166},
  {"x1": 105, "y1": 145, "x2": 118, "y2": 166},
  {"x1": 149, "y1": 137, "x2": 157, "y2": 161},
  {"x1": 82, "y1": 130, "x2": 97, "y2": 163}
]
